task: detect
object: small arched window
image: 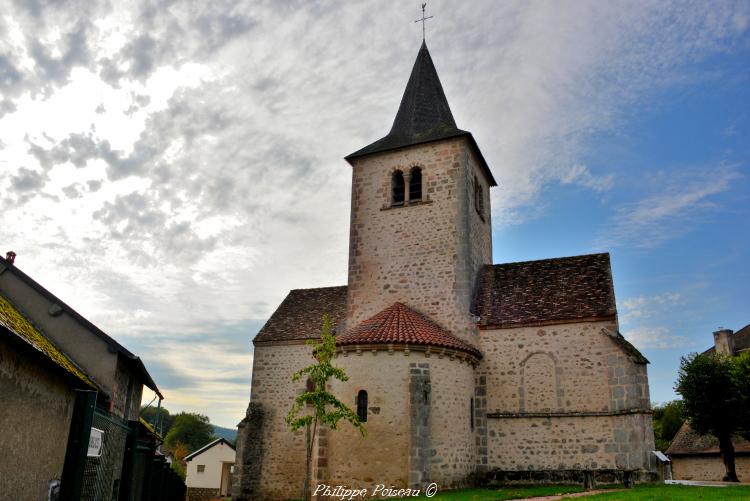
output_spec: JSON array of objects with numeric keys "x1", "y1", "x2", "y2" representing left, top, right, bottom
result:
[
  {"x1": 409, "y1": 167, "x2": 422, "y2": 202},
  {"x1": 474, "y1": 176, "x2": 484, "y2": 218},
  {"x1": 392, "y1": 171, "x2": 405, "y2": 206},
  {"x1": 356, "y1": 390, "x2": 368, "y2": 422}
]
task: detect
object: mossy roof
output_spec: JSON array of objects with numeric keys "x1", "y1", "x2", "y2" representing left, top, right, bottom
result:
[{"x1": 0, "y1": 294, "x2": 95, "y2": 388}]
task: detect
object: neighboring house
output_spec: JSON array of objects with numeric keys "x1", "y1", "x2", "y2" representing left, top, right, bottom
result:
[
  {"x1": 185, "y1": 438, "x2": 236, "y2": 501},
  {"x1": 0, "y1": 292, "x2": 98, "y2": 499},
  {"x1": 233, "y1": 41, "x2": 655, "y2": 501},
  {"x1": 0, "y1": 253, "x2": 161, "y2": 421},
  {"x1": 667, "y1": 325, "x2": 750, "y2": 482},
  {"x1": 0, "y1": 252, "x2": 172, "y2": 500}
]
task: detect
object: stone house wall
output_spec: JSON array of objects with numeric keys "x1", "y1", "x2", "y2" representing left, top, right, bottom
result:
[
  {"x1": 248, "y1": 342, "x2": 316, "y2": 500},
  {"x1": 345, "y1": 136, "x2": 491, "y2": 344},
  {"x1": 477, "y1": 320, "x2": 654, "y2": 473},
  {"x1": 671, "y1": 455, "x2": 750, "y2": 483},
  {"x1": 0, "y1": 336, "x2": 75, "y2": 499}
]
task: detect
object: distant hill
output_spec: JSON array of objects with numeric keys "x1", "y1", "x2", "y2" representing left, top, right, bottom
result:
[{"x1": 213, "y1": 424, "x2": 237, "y2": 442}]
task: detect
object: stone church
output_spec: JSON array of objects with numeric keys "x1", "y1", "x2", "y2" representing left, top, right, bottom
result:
[{"x1": 234, "y1": 42, "x2": 656, "y2": 500}]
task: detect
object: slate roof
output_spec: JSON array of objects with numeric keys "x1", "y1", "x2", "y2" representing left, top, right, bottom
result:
[
  {"x1": 666, "y1": 422, "x2": 750, "y2": 456},
  {"x1": 336, "y1": 302, "x2": 482, "y2": 359},
  {"x1": 0, "y1": 255, "x2": 162, "y2": 397},
  {"x1": 703, "y1": 324, "x2": 750, "y2": 356},
  {"x1": 254, "y1": 286, "x2": 348, "y2": 344},
  {"x1": 473, "y1": 253, "x2": 617, "y2": 329},
  {"x1": 346, "y1": 42, "x2": 497, "y2": 187},
  {"x1": 0, "y1": 293, "x2": 96, "y2": 388}
]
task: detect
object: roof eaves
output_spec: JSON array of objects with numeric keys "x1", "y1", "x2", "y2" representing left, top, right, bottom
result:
[
  {"x1": 0, "y1": 256, "x2": 162, "y2": 397},
  {"x1": 184, "y1": 437, "x2": 235, "y2": 461}
]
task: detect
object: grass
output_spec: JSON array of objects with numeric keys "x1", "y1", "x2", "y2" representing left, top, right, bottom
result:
[{"x1": 391, "y1": 483, "x2": 750, "y2": 500}]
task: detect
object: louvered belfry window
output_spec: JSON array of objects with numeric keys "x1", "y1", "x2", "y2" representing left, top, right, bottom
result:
[
  {"x1": 392, "y1": 171, "x2": 405, "y2": 206},
  {"x1": 409, "y1": 167, "x2": 422, "y2": 201}
]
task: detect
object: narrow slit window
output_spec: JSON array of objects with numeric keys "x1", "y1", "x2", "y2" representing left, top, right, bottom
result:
[
  {"x1": 357, "y1": 390, "x2": 368, "y2": 422},
  {"x1": 392, "y1": 171, "x2": 405, "y2": 206},
  {"x1": 474, "y1": 176, "x2": 484, "y2": 217},
  {"x1": 409, "y1": 167, "x2": 422, "y2": 202},
  {"x1": 470, "y1": 398, "x2": 475, "y2": 430}
]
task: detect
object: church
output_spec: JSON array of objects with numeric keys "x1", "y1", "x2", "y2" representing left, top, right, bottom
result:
[{"x1": 233, "y1": 41, "x2": 656, "y2": 500}]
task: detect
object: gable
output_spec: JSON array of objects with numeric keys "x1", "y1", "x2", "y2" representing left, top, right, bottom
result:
[{"x1": 474, "y1": 253, "x2": 617, "y2": 329}]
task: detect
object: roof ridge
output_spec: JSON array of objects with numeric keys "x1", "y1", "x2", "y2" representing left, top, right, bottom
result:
[{"x1": 491, "y1": 252, "x2": 610, "y2": 268}]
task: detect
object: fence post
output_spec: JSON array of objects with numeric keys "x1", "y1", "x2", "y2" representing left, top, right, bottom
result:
[{"x1": 60, "y1": 390, "x2": 97, "y2": 501}]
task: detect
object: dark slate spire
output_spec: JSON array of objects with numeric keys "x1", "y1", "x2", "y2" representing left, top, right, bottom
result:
[{"x1": 346, "y1": 42, "x2": 497, "y2": 186}]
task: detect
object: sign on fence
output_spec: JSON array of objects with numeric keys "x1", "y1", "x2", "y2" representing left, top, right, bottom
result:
[{"x1": 87, "y1": 428, "x2": 104, "y2": 457}]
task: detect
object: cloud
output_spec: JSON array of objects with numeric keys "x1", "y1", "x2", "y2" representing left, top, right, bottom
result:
[
  {"x1": 598, "y1": 166, "x2": 741, "y2": 248},
  {"x1": 623, "y1": 326, "x2": 688, "y2": 350},
  {"x1": 0, "y1": 0, "x2": 747, "y2": 425}
]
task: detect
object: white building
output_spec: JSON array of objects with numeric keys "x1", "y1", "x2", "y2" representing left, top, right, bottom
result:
[{"x1": 185, "y1": 438, "x2": 235, "y2": 500}]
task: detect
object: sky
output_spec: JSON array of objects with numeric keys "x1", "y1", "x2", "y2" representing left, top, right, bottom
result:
[{"x1": 0, "y1": 0, "x2": 748, "y2": 428}]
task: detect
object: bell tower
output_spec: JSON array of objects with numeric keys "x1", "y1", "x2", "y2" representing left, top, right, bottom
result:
[{"x1": 343, "y1": 42, "x2": 497, "y2": 343}]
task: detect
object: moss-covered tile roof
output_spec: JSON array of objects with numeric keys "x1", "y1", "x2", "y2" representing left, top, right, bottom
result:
[{"x1": 0, "y1": 294, "x2": 95, "y2": 388}]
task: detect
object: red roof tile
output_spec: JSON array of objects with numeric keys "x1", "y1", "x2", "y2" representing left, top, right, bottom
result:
[
  {"x1": 254, "y1": 286, "x2": 347, "y2": 343},
  {"x1": 474, "y1": 253, "x2": 617, "y2": 329},
  {"x1": 336, "y1": 302, "x2": 482, "y2": 359}
]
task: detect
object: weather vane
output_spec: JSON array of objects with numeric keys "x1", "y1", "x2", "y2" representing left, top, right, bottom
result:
[{"x1": 414, "y1": 2, "x2": 433, "y2": 42}]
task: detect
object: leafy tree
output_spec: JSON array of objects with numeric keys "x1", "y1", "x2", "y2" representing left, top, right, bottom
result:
[
  {"x1": 170, "y1": 442, "x2": 189, "y2": 479},
  {"x1": 140, "y1": 405, "x2": 176, "y2": 437},
  {"x1": 676, "y1": 352, "x2": 750, "y2": 482},
  {"x1": 286, "y1": 315, "x2": 366, "y2": 501},
  {"x1": 164, "y1": 412, "x2": 217, "y2": 454},
  {"x1": 652, "y1": 400, "x2": 684, "y2": 451}
]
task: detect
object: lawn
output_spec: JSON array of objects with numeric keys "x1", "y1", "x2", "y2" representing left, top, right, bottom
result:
[{"x1": 392, "y1": 483, "x2": 750, "y2": 500}]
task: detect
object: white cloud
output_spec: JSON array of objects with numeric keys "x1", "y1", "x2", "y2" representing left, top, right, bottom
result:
[
  {"x1": 624, "y1": 326, "x2": 688, "y2": 350},
  {"x1": 598, "y1": 166, "x2": 741, "y2": 249},
  {"x1": 0, "y1": 0, "x2": 747, "y2": 424}
]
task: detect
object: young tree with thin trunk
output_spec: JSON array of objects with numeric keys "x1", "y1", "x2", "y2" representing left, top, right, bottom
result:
[
  {"x1": 286, "y1": 315, "x2": 366, "y2": 501},
  {"x1": 676, "y1": 352, "x2": 750, "y2": 482}
]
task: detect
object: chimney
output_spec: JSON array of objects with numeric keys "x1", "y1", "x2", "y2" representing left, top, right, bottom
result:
[
  {"x1": 5, "y1": 251, "x2": 16, "y2": 265},
  {"x1": 713, "y1": 328, "x2": 735, "y2": 356}
]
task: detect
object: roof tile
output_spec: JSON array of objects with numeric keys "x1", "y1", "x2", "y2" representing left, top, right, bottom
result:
[
  {"x1": 474, "y1": 253, "x2": 617, "y2": 329},
  {"x1": 254, "y1": 286, "x2": 348, "y2": 343},
  {"x1": 336, "y1": 302, "x2": 481, "y2": 359}
]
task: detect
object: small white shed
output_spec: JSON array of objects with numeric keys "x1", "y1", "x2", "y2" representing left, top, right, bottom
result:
[{"x1": 185, "y1": 438, "x2": 236, "y2": 499}]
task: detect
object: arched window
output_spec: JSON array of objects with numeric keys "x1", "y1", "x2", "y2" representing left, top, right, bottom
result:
[
  {"x1": 392, "y1": 171, "x2": 405, "y2": 206},
  {"x1": 356, "y1": 390, "x2": 368, "y2": 422},
  {"x1": 474, "y1": 176, "x2": 484, "y2": 217},
  {"x1": 409, "y1": 167, "x2": 422, "y2": 202}
]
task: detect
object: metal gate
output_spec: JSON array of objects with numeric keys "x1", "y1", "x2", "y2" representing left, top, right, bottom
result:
[{"x1": 81, "y1": 408, "x2": 131, "y2": 500}]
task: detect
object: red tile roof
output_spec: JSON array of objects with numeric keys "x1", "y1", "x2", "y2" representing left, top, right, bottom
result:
[
  {"x1": 336, "y1": 302, "x2": 482, "y2": 359},
  {"x1": 473, "y1": 253, "x2": 617, "y2": 329},
  {"x1": 254, "y1": 286, "x2": 348, "y2": 343}
]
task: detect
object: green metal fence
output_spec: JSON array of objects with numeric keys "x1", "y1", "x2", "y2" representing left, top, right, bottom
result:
[{"x1": 81, "y1": 408, "x2": 131, "y2": 500}]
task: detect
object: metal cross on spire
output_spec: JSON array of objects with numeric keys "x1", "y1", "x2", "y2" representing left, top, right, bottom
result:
[{"x1": 414, "y1": 3, "x2": 433, "y2": 42}]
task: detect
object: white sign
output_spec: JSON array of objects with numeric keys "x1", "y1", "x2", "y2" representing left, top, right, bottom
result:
[{"x1": 87, "y1": 428, "x2": 104, "y2": 457}]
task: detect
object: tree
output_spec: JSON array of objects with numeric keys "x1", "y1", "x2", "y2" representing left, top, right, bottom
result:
[
  {"x1": 140, "y1": 405, "x2": 176, "y2": 437},
  {"x1": 286, "y1": 314, "x2": 366, "y2": 501},
  {"x1": 170, "y1": 442, "x2": 189, "y2": 479},
  {"x1": 164, "y1": 412, "x2": 217, "y2": 454},
  {"x1": 652, "y1": 400, "x2": 684, "y2": 451},
  {"x1": 676, "y1": 352, "x2": 750, "y2": 482}
]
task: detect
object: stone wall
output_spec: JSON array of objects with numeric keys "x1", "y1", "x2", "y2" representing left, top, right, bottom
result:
[
  {"x1": 0, "y1": 336, "x2": 74, "y2": 499},
  {"x1": 246, "y1": 343, "x2": 316, "y2": 500},
  {"x1": 478, "y1": 320, "x2": 654, "y2": 473},
  {"x1": 186, "y1": 486, "x2": 221, "y2": 501},
  {"x1": 345, "y1": 136, "x2": 491, "y2": 343},
  {"x1": 672, "y1": 455, "x2": 750, "y2": 483}
]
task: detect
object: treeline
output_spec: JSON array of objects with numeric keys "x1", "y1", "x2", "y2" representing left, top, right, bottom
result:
[{"x1": 140, "y1": 406, "x2": 218, "y2": 479}]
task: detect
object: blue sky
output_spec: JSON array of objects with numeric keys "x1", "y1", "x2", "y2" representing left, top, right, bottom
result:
[{"x1": 0, "y1": 1, "x2": 748, "y2": 427}]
